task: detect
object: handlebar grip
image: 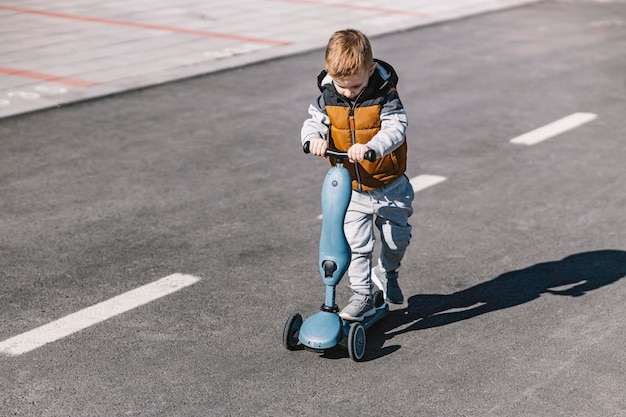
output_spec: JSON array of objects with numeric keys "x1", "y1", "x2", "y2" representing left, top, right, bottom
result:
[
  {"x1": 303, "y1": 141, "x2": 377, "y2": 162},
  {"x1": 363, "y1": 150, "x2": 376, "y2": 162}
]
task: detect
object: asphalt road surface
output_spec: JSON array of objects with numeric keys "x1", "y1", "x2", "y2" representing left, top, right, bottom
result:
[{"x1": 1, "y1": 1, "x2": 625, "y2": 416}]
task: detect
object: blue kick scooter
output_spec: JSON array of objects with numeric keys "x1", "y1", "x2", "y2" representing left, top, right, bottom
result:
[{"x1": 282, "y1": 142, "x2": 389, "y2": 361}]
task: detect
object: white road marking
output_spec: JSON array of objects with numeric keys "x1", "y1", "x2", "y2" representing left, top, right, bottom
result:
[
  {"x1": 410, "y1": 175, "x2": 447, "y2": 193},
  {"x1": 510, "y1": 112, "x2": 597, "y2": 146},
  {"x1": 203, "y1": 43, "x2": 268, "y2": 59},
  {"x1": 316, "y1": 174, "x2": 446, "y2": 220},
  {"x1": 7, "y1": 91, "x2": 40, "y2": 100},
  {"x1": 434, "y1": 302, "x2": 487, "y2": 315},
  {"x1": 546, "y1": 280, "x2": 587, "y2": 293},
  {"x1": 35, "y1": 85, "x2": 68, "y2": 95},
  {"x1": 0, "y1": 273, "x2": 201, "y2": 356}
]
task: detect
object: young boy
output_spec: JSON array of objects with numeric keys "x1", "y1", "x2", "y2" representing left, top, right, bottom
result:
[{"x1": 301, "y1": 29, "x2": 414, "y2": 321}]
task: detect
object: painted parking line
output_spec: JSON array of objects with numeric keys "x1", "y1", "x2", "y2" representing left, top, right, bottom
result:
[
  {"x1": 410, "y1": 175, "x2": 447, "y2": 193},
  {"x1": 0, "y1": 6, "x2": 290, "y2": 46},
  {"x1": 0, "y1": 273, "x2": 201, "y2": 357},
  {"x1": 316, "y1": 174, "x2": 446, "y2": 220},
  {"x1": 510, "y1": 112, "x2": 598, "y2": 146},
  {"x1": 0, "y1": 67, "x2": 99, "y2": 87}
]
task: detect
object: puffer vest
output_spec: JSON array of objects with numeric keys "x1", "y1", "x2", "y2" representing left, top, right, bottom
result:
[{"x1": 324, "y1": 87, "x2": 407, "y2": 192}]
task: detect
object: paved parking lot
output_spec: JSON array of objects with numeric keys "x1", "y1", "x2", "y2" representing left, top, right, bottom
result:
[{"x1": 1, "y1": 1, "x2": 625, "y2": 416}]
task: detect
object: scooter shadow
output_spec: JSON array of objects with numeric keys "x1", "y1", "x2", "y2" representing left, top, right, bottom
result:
[
  {"x1": 320, "y1": 343, "x2": 401, "y2": 361},
  {"x1": 364, "y1": 249, "x2": 626, "y2": 361}
]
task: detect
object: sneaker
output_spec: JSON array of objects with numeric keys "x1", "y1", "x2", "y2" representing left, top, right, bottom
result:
[
  {"x1": 339, "y1": 293, "x2": 375, "y2": 321},
  {"x1": 371, "y1": 266, "x2": 404, "y2": 304}
]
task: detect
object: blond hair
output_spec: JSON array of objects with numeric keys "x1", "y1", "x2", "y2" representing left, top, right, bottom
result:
[{"x1": 325, "y1": 29, "x2": 373, "y2": 78}]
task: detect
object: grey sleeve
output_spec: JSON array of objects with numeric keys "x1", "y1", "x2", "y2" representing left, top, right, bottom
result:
[
  {"x1": 366, "y1": 91, "x2": 408, "y2": 157},
  {"x1": 301, "y1": 95, "x2": 329, "y2": 146}
]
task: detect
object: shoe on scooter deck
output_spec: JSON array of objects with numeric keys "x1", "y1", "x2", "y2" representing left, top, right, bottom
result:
[
  {"x1": 338, "y1": 301, "x2": 388, "y2": 361},
  {"x1": 338, "y1": 302, "x2": 388, "y2": 342},
  {"x1": 359, "y1": 302, "x2": 389, "y2": 330},
  {"x1": 359, "y1": 289, "x2": 389, "y2": 330},
  {"x1": 337, "y1": 289, "x2": 389, "y2": 348}
]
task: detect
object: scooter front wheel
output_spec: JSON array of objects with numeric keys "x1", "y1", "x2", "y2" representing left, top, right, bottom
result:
[
  {"x1": 347, "y1": 322, "x2": 366, "y2": 361},
  {"x1": 283, "y1": 312, "x2": 303, "y2": 350}
]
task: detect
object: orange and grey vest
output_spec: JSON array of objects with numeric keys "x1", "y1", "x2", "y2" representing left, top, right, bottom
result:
[{"x1": 319, "y1": 61, "x2": 407, "y2": 191}]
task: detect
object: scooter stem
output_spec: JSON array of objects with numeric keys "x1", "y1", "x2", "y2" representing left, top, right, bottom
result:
[{"x1": 318, "y1": 161, "x2": 352, "y2": 308}]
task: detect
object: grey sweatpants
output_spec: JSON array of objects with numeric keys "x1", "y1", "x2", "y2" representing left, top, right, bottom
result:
[{"x1": 343, "y1": 175, "x2": 414, "y2": 294}]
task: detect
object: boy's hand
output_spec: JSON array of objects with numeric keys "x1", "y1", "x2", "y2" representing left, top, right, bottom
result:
[
  {"x1": 308, "y1": 138, "x2": 328, "y2": 158},
  {"x1": 347, "y1": 143, "x2": 372, "y2": 163}
]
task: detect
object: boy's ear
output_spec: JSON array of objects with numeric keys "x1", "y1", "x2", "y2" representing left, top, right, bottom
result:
[{"x1": 369, "y1": 63, "x2": 377, "y2": 76}]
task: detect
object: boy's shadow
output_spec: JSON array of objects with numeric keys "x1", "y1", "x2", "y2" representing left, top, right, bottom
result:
[{"x1": 366, "y1": 249, "x2": 626, "y2": 360}]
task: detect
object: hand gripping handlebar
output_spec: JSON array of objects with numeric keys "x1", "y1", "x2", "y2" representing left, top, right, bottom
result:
[{"x1": 303, "y1": 141, "x2": 377, "y2": 162}]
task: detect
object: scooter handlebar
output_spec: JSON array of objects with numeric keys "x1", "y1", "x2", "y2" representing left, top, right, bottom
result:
[{"x1": 303, "y1": 141, "x2": 377, "y2": 162}]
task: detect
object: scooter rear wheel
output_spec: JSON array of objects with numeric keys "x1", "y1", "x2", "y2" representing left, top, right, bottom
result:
[
  {"x1": 347, "y1": 322, "x2": 366, "y2": 361},
  {"x1": 283, "y1": 313, "x2": 303, "y2": 350}
]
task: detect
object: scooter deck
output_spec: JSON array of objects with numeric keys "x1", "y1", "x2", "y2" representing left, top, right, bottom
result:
[
  {"x1": 358, "y1": 303, "x2": 389, "y2": 331},
  {"x1": 337, "y1": 303, "x2": 389, "y2": 347}
]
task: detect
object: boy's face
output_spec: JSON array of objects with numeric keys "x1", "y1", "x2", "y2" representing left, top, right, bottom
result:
[{"x1": 332, "y1": 63, "x2": 376, "y2": 99}]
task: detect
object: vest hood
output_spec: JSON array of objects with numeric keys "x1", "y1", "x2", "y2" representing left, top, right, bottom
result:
[{"x1": 316, "y1": 59, "x2": 399, "y2": 101}]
